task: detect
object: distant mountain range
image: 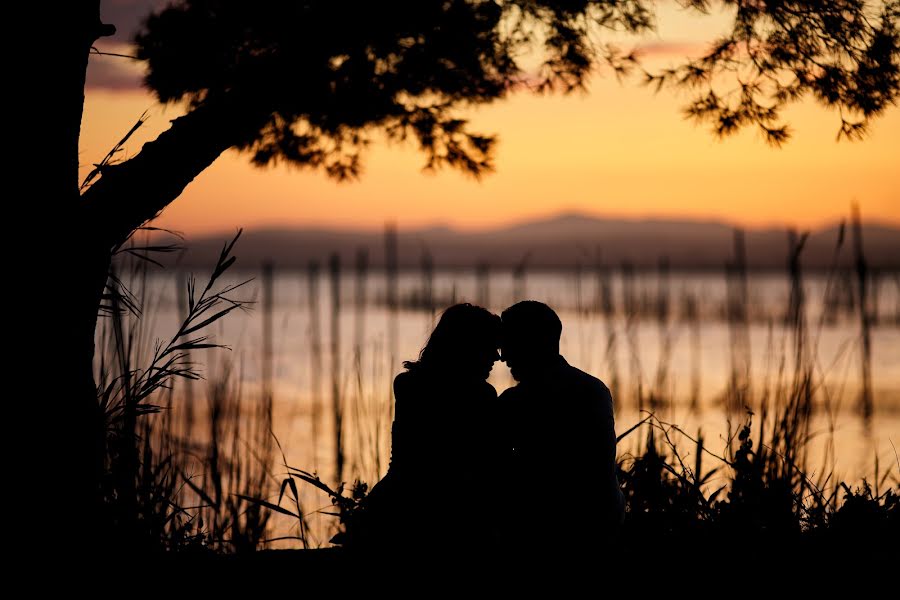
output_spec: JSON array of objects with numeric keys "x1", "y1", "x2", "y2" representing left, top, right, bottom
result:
[{"x1": 153, "y1": 213, "x2": 900, "y2": 270}]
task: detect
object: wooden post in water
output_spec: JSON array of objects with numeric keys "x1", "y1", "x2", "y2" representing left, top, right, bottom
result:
[
  {"x1": 651, "y1": 257, "x2": 671, "y2": 410},
  {"x1": 421, "y1": 247, "x2": 434, "y2": 326},
  {"x1": 596, "y1": 251, "x2": 619, "y2": 404},
  {"x1": 260, "y1": 262, "x2": 276, "y2": 499},
  {"x1": 262, "y1": 262, "x2": 274, "y2": 402},
  {"x1": 726, "y1": 228, "x2": 752, "y2": 413},
  {"x1": 785, "y1": 228, "x2": 813, "y2": 468},
  {"x1": 329, "y1": 253, "x2": 344, "y2": 483},
  {"x1": 895, "y1": 273, "x2": 900, "y2": 326},
  {"x1": 513, "y1": 253, "x2": 528, "y2": 303},
  {"x1": 385, "y1": 225, "x2": 398, "y2": 352},
  {"x1": 681, "y1": 290, "x2": 701, "y2": 412},
  {"x1": 354, "y1": 247, "x2": 369, "y2": 478},
  {"x1": 307, "y1": 261, "x2": 322, "y2": 470},
  {"x1": 385, "y1": 223, "x2": 399, "y2": 422},
  {"x1": 621, "y1": 261, "x2": 642, "y2": 409},
  {"x1": 851, "y1": 203, "x2": 873, "y2": 421},
  {"x1": 786, "y1": 229, "x2": 812, "y2": 418},
  {"x1": 476, "y1": 261, "x2": 489, "y2": 308},
  {"x1": 354, "y1": 248, "x2": 368, "y2": 362},
  {"x1": 574, "y1": 260, "x2": 583, "y2": 316}
]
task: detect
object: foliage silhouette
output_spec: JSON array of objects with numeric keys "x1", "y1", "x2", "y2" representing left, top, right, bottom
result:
[{"x1": 96, "y1": 230, "x2": 258, "y2": 551}]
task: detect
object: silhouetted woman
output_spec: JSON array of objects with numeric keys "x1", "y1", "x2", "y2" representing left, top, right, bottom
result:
[{"x1": 347, "y1": 303, "x2": 503, "y2": 551}]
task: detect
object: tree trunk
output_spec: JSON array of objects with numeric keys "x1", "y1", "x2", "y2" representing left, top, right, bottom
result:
[
  {"x1": 56, "y1": 238, "x2": 112, "y2": 546},
  {"x1": 35, "y1": 0, "x2": 113, "y2": 551}
]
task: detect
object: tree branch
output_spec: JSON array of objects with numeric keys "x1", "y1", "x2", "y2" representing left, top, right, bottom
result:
[{"x1": 79, "y1": 96, "x2": 270, "y2": 249}]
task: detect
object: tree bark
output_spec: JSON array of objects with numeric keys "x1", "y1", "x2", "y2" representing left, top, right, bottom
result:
[{"x1": 35, "y1": 0, "x2": 113, "y2": 552}]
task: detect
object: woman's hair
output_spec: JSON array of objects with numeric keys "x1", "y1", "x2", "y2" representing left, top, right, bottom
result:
[{"x1": 403, "y1": 303, "x2": 500, "y2": 372}]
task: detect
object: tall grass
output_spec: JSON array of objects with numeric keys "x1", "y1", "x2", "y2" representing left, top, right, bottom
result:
[
  {"x1": 184, "y1": 350, "x2": 275, "y2": 552},
  {"x1": 96, "y1": 229, "x2": 282, "y2": 552},
  {"x1": 615, "y1": 222, "x2": 897, "y2": 547},
  {"x1": 92, "y1": 217, "x2": 898, "y2": 553}
]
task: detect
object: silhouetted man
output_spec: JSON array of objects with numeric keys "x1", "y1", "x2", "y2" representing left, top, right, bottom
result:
[{"x1": 499, "y1": 301, "x2": 624, "y2": 548}]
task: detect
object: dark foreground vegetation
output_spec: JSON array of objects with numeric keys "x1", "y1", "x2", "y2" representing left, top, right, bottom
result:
[{"x1": 91, "y1": 228, "x2": 898, "y2": 576}]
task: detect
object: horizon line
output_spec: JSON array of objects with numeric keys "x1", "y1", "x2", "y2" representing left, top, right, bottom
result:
[{"x1": 155, "y1": 209, "x2": 900, "y2": 239}]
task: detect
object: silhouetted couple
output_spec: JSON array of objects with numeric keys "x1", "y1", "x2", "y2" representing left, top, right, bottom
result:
[{"x1": 348, "y1": 301, "x2": 625, "y2": 555}]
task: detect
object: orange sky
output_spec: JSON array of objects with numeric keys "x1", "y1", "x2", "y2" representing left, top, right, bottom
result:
[{"x1": 81, "y1": 5, "x2": 900, "y2": 236}]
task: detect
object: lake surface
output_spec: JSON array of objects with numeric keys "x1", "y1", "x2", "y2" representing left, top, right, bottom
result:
[{"x1": 100, "y1": 267, "x2": 900, "y2": 546}]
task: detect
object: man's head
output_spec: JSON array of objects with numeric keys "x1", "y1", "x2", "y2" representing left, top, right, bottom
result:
[{"x1": 500, "y1": 301, "x2": 562, "y2": 382}]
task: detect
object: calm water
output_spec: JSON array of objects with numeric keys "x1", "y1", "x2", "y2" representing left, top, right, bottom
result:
[{"x1": 105, "y1": 267, "x2": 900, "y2": 546}]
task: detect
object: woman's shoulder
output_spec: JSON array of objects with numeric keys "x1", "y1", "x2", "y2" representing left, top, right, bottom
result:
[
  {"x1": 393, "y1": 370, "x2": 412, "y2": 395},
  {"x1": 475, "y1": 379, "x2": 498, "y2": 399},
  {"x1": 394, "y1": 369, "x2": 496, "y2": 398},
  {"x1": 393, "y1": 369, "x2": 425, "y2": 398}
]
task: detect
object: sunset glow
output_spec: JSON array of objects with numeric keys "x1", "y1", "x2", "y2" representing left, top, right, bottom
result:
[{"x1": 82, "y1": 3, "x2": 900, "y2": 236}]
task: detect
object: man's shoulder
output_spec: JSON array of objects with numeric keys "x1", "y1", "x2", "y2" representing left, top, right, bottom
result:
[
  {"x1": 498, "y1": 383, "x2": 523, "y2": 401},
  {"x1": 564, "y1": 363, "x2": 609, "y2": 394},
  {"x1": 561, "y1": 361, "x2": 613, "y2": 401}
]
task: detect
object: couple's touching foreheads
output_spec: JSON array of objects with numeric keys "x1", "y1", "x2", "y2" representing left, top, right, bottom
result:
[{"x1": 345, "y1": 300, "x2": 625, "y2": 555}]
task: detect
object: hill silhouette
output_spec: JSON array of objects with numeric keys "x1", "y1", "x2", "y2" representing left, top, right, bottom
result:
[{"x1": 155, "y1": 213, "x2": 900, "y2": 270}]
